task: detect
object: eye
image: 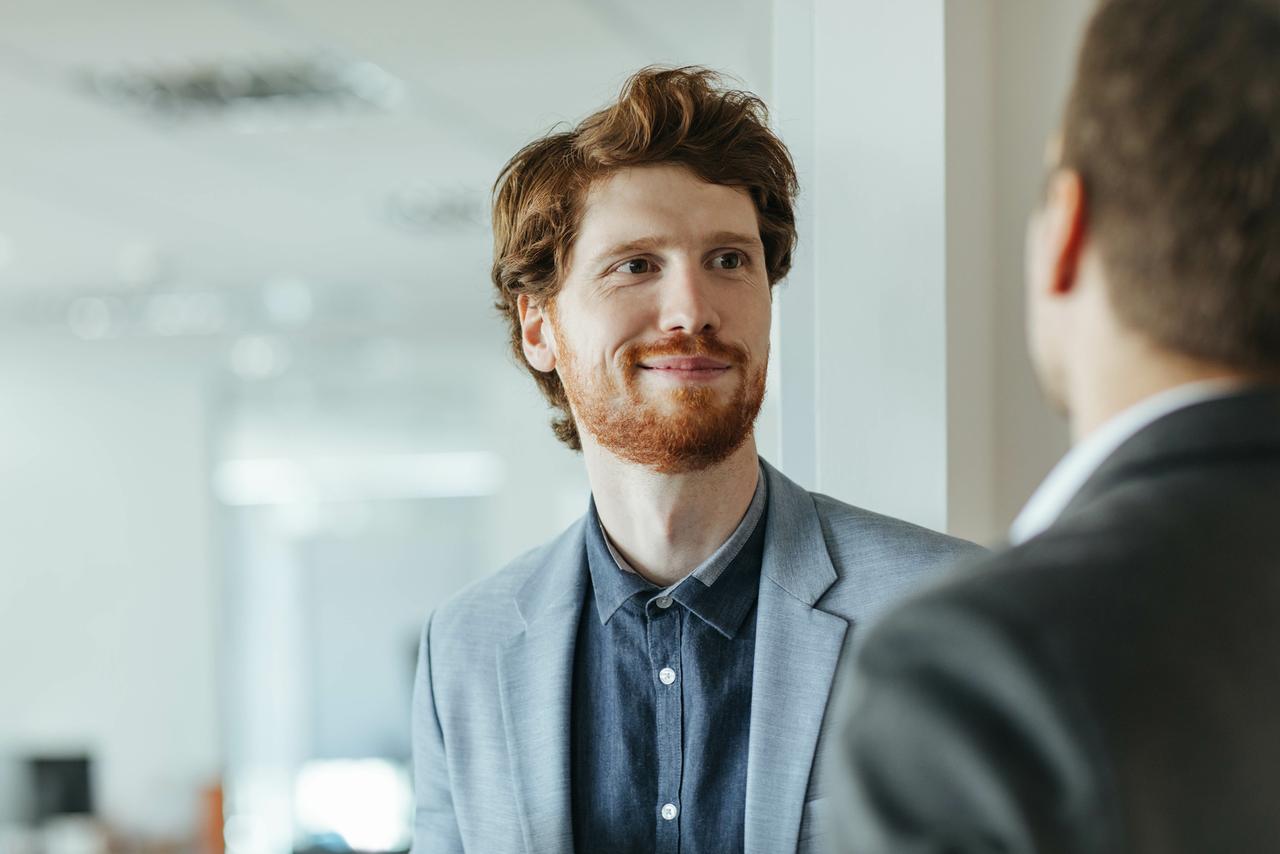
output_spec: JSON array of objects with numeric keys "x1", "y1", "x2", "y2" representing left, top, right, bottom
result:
[
  {"x1": 711, "y1": 251, "x2": 746, "y2": 270},
  {"x1": 614, "y1": 258, "x2": 655, "y2": 275}
]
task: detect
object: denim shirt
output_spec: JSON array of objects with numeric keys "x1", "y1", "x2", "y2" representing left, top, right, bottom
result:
[{"x1": 570, "y1": 472, "x2": 768, "y2": 854}]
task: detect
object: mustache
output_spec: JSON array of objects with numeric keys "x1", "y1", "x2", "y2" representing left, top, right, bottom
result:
[{"x1": 622, "y1": 334, "x2": 749, "y2": 367}]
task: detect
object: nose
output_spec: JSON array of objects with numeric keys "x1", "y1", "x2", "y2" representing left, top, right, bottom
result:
[{"x1": 657, "y1": 262, "x2": 721, "y2": 336}]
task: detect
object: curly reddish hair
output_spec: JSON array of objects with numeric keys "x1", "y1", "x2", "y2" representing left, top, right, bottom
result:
[{"x1": 490, "y1": 66, "x2": 799, "y2": 450}]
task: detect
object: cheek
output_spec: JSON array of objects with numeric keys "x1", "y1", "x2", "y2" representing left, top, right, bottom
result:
[
  {"x1": 554, "y1": 296, "x2": 621, "y2": 366},
  {"x1": 1023, "y1": 220, "x2": 1050, "y2": 347},
  {"x1": 1025, "y1": 214, "x2": 1052, "y2": 296},
  {"x1": 1026, "y1": 287, "x2": 1063, "y2": 381},
  {"x1": 744, "y1": 287, "x2": 773, "y2": 353}
]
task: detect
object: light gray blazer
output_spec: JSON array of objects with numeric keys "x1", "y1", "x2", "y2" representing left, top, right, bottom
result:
[{"x1": 411, "y1": 459, "x2": 979, "y2": 854}]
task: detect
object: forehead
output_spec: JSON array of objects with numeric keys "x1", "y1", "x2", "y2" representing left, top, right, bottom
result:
[{"x1": 574, "y1": 164, "x2": 760, "y2": 252}]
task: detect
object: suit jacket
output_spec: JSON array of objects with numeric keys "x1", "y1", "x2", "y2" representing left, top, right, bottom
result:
[
  {"x1": 830, "y1": 388, "x2": 1280, "y2": 853},
  {"x1": 411, "y1": 458, "x2": 978, "y2": 854}
]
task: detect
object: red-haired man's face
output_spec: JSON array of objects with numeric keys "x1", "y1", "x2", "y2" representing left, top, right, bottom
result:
[{"x1": 521, "y1": 163, "x2": 772, "y2": 473}]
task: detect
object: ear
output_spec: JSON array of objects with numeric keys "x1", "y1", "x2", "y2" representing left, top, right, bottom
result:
[
  {"x1": 1046, "y1": 170, "x2": 1088, "y2": 296},
  {"x1": 517, "y1": 293, "x2": 557, "y2": 372}
]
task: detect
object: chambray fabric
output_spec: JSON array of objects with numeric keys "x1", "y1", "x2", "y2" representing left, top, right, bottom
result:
[{"x1": 570, "y1": 485, "x2": 767, "y2": 854}]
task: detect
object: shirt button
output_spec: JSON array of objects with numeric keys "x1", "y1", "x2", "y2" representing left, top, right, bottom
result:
[
  {"x1": 661, "y1": 803, "x2": 678, "y2": 821},
  {"x1": 659, "y1": 667, "x2": 676, "y2": 685},
  {"x1": 655, "y1": 596, "x2": 673, "y2": 609}
]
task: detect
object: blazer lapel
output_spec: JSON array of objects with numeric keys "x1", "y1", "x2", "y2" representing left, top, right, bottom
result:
[
  {"x1": 495, "y1": 522, "x2": 588, "y2": 854},
  {"x1": 744, "y1": 463, "x2": 850, "y2": 854}
]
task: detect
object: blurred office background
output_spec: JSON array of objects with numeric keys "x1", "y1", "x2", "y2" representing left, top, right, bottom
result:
[{"x1": 0, "y1": 1, "x2": 1091, "y2": 852}]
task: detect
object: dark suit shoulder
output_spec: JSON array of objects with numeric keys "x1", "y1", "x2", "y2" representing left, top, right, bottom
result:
[
  {"x1": 933, "y1": 463, "x2": 1280, "y2": 652},
  {"x1": 834, "y1": 569, "x2": 1121, "y2": 853},
  {"x1": 836, "y1": 415, "x2": 1280, "y2": 854}
]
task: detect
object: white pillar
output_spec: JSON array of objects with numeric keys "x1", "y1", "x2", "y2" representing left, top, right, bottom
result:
[
  {"x1": 772, "y1": 0, "x2": 997, "y2": 540},
  {"x1": 770, "y1": 0, "x2": 819, "y2": 492},
  {"x1": 944, "y1": 0, "x2": 997, "y2": 542}
]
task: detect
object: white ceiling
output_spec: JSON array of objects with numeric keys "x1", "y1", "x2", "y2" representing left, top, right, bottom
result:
[{"x1": 0, "y1": 0, "x2": 773, "y2": 337}]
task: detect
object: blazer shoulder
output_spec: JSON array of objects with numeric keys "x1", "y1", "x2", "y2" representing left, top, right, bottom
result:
[
  {"x1": 428, "y1": 516, "x2": 584, "y2": 649},
  {"x1": 807, "y1": 492, "x2": 985, "y2": 621},
  {"x1": 811, "y1": 491, "x2": 985, "y2": 568}
]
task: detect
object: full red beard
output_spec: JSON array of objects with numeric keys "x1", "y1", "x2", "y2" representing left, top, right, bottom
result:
[{"x1": 556, "y1": 331, "x2": 766, "y2": 474}]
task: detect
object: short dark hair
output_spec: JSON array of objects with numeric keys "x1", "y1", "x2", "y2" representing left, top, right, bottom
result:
[
  {"x1": 490, "y1": 66, "x2": 799, "y2": 450},
  {"x1": 1062, "y1": 0, "x2": 1280, "y2": 370}
]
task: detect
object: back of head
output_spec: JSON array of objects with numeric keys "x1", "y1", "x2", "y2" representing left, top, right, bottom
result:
[{"x1": 1063, "y1": 0, "x2": 1280, "y2": 372}]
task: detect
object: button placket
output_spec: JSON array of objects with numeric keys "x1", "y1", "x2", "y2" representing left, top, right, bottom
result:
[{"x1": 646, "y1": 600, "x2": 684, "y2": 851}]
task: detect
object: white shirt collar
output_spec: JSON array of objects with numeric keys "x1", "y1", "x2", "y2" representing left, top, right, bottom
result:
[{"x1": 1009, "y1": 380, "x2": 1244, "y2": 545}]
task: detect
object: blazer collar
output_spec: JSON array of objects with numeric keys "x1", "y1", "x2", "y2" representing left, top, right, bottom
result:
[
  {"x1": 1062, "y1": 385, "x2": 1280, "y2": 522},
  {"x1": 745, "y1": 459, "x2": 849, "y2": 853},
  {"x1": 512, "y1": 459, "x2": 837, "y2": 619},
  {"x1": 500, "y1": 458, "x2": 850, "y2": 854},
  {"x1": 759, "y1": 458, "x2": 839, "y2": 605},
  {"x1": 498, "y1": 517, "x2": 588, "y2": 854},
  {"x1": 511, "y1": 516, "x2": 588, "y2": 628}
]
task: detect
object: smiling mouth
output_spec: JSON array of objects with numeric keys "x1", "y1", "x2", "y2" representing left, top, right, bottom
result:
[{"x1": 639, "y1": 358, "x2": 732, "y2": 373}]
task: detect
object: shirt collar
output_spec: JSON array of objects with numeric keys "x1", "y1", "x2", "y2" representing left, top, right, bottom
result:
[
  {"x1": 667, "y1": 517, "x2": 766, "y2": 637},
  {"x1": 1009, "y1": 379, "x2": 1245, "y2": 545},
  {"x1": 584, "y1": 463, "x2": 768, "y2": 636}
]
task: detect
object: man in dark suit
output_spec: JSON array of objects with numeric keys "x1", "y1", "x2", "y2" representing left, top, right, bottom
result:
[{"x1": 829, "y1": 0, "x2": 1280, "y2": 852}]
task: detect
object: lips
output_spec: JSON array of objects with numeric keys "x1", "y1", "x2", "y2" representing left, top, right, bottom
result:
[{"x1": 640, "y1": 357, "x2": 732, "y2": 372}]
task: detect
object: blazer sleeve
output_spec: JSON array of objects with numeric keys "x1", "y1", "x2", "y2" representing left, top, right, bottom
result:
[
  {"x1": 411, "y1": 612, "x2": 465, "y2": 854},
  {"x1": 824, "y1": 592, "x2": 1119, "y2": 854}
]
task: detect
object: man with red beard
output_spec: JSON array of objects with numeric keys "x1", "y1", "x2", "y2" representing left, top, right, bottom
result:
[{"x1": 409, "y1": 67, "x2": 979, "y2": 854}]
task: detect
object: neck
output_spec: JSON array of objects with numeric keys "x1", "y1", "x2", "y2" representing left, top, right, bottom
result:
[
  {"x1": 1067, "y1": 337, "x2": 1254, "y2": 441},
  {"x1": 582, "y1": 436, "x2": 761, "y2": 587}
]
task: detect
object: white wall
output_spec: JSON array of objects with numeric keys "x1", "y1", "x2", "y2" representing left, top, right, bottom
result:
[
  {"x1": 991, "y1": 0, "x2": 1094, "y2": 527},
  {"x1": 774, "y1": 0, "x2": 966, "y2": 536},
  {"x1": 768, "y1": 0, "x2": 818, "y2": 489},
  {"x1": 0, "y1": 337, "x2": 220, "y2": 835},
  {"x1": 812, "y1": 0, "x2": 954, "y2": 533},
  {"x1": 771, "y1": 0, "x2": 1097, "y2": 542},
  {"x1": 945, "y1": 0, "x2": 997, "y2": 542}
]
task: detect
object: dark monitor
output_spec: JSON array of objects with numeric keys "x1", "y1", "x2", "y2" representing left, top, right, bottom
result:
[{"x1": 28, "y1": 756, "x2": 93, "y2": 820}]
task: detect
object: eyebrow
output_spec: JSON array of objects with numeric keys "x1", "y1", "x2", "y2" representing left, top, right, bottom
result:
[
  {"x1": 590, "y1": 231, "x2": 765, "y2": 265},
  {"x1": 708, "y1": 231, "x2": 765, "y2": 250}
]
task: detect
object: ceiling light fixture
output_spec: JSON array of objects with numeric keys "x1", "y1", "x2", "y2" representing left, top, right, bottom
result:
[{"x1": 85, "y1": 54, "x2": 406, "y2": 123}]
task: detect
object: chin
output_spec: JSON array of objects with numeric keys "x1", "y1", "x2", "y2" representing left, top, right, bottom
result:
[{"x1": 645, "y1": 383, "x2": 722, "y2": 405}]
